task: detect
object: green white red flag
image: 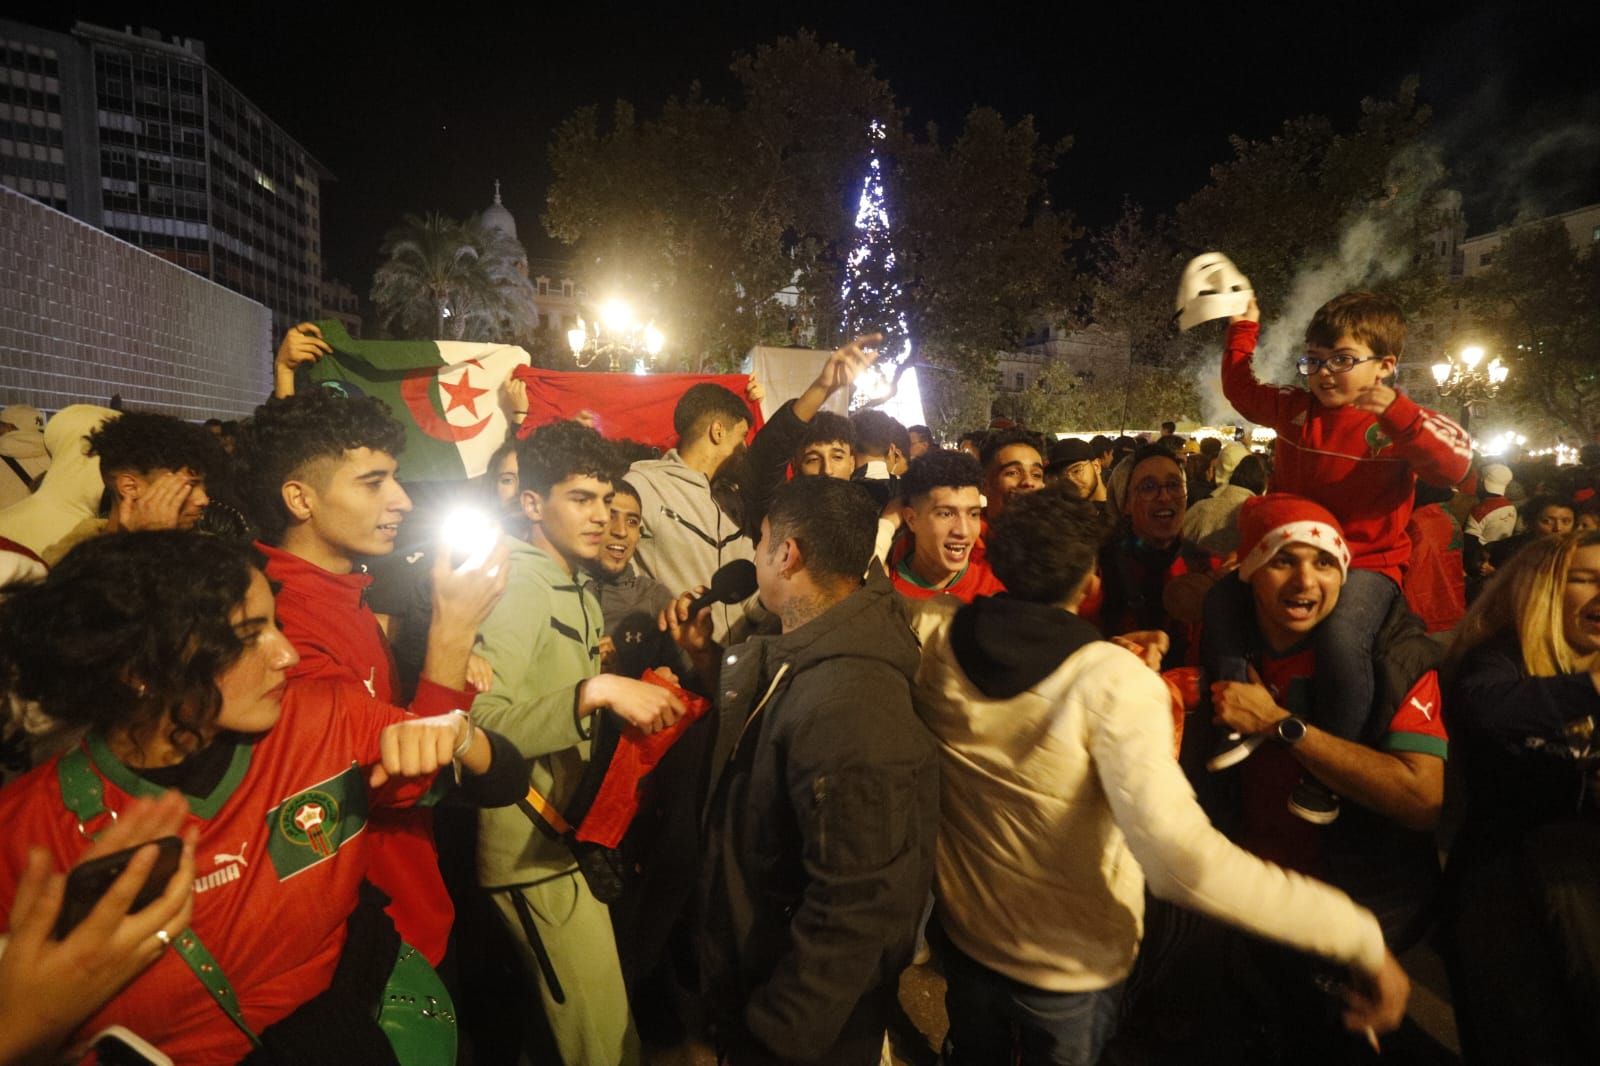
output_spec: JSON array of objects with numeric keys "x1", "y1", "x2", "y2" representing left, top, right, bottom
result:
[{"x1": 305, "y1": 321, "x2": 528, "y2": 481}]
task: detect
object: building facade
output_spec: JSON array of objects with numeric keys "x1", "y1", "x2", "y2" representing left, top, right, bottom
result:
[
  {"x1": 999, "y1": 321, "x2": 1131, "y2": 393},
  {"x1": 319, "y1": 276, "x2": 362, "y2": 338},
  {"x1": 0, "y1": 184, "x2": 271, "y2": 418},
  {"x1": 1457, "y1": 201, "x2": 1600, "y2": 278},
  {"x1": 0, "y1": 19, "x2": 328, "y2": 336}
]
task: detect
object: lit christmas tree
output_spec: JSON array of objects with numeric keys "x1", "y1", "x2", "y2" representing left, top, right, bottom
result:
[{"x1": 840, "y1": 121, "x2": 919, "y2": 416}]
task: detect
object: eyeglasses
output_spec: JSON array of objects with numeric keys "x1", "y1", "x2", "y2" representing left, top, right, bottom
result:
[
  {"x1": 1296, "y1": 354, "x2": 1380, "y2": 376},
  {"x1": 1133, "y1": 478, "x2": 1185, "y2": 500}
]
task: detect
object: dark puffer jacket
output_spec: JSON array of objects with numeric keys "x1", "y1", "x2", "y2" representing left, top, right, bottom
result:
[{"x1": 698, "y1": 570, "x2": 938, "y2": 1064}]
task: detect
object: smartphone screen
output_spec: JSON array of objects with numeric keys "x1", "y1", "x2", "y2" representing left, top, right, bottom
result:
[
  {"x1": 90, "y1": 1025, "x2": 174, "y2": 1066},
  {"x1": 52, "y1": 836, "x2": 183, "y2": 940}
]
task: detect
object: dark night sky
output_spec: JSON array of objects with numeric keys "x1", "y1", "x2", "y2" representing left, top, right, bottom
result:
[{"x1": 16, "y1": 1, "x2": 1600, "y2": 286}]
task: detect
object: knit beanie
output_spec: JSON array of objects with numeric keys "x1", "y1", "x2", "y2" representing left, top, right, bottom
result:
[{"x1": 1236, "y1": 493, "x2": 1351, "y2": 583}]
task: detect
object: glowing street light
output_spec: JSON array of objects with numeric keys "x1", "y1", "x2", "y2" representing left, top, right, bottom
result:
[
  {"x1": 567, "y1": 300, "x2": 666, "y2": 371},
  {"x1": 1431, "y1": 343, "x2": 1508, "y2": 433},
  {"x1": 598, "y1": 298, "x2": 634, "y2": 335}
]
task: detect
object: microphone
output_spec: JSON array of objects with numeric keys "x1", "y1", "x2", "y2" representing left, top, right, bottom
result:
[{"x1": 685, "y1": 559, "x2": 758, "y2": 619}]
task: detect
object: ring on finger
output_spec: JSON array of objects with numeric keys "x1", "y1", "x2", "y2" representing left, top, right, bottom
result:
[{"x1": 155, "y1": 929, "x2": 171, "y2": 947}]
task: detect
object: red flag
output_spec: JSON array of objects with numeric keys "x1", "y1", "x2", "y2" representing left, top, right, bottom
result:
[{"x1": 511, "y1": 367, "x2": 762, "y2": 448}]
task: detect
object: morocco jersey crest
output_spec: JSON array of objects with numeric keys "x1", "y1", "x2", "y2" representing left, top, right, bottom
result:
[{"x1": 266, "y1": 765, "x2": 370, "y2": 879}]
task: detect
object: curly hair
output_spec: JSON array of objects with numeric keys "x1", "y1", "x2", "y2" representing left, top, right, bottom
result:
[
  {"x1": 0, "y1": 532, "x2": 255, "y2": 757},
  {"x1": 236, "y1": 388, "x2": 406, "y2": 543},
  {"x1": 87, "y1": 410, "x2": 228, "y2": 484},
  {"x1": 901, "y1": 449, "x2": 982, "y2": 503},
  {"x1": 796, "y1": 411, "x2": 854, "y2": 454},
  {"x1": 989, "y1": 483, "x2": 1108, "y2": 605},
  {"x1": 515, "y1": 419, "x2": 624, "y2": 497}
]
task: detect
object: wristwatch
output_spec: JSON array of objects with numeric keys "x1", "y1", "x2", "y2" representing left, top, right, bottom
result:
[{"x1": 1276, "y1": 715, "x2": 1308, "y2": 745}]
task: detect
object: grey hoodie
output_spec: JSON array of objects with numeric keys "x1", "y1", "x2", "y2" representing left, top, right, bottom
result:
[{"x1": 627, "y1": 449, "x2": 756, "y2": 641}]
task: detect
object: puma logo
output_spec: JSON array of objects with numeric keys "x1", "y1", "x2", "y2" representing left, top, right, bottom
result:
[
  {"x1": 1409, "y1": 697, "x2": 1435, "y2": 721},
  {"x1": 197, "y1": 841, "x2": 249, "y2": 894},
  {"x1": 405, "y1": 552, "x2": 424, "y2": 565},
  {"x1": 363, "y1": 668, "x2": 377, "y2": 698},
  {"x1": 213, "y1": 841, "x2": 248, "y2": 868}
]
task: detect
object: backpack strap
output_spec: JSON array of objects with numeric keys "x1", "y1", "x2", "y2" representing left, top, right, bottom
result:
[
  {"x1": 57, "y1": 746, "x2": 115, "y2": 839},
  {"x1": 0, "y1": 455, "x2": 41, "y2": 493},
  {"x1": 55, "y1": 746, "x2": 262, "y2": 1047}
]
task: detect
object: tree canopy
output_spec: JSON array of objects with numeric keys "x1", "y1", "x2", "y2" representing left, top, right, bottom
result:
[
  {"x1": 543, "y1": 32, "x2": 1073, "y2": 374},
  {"x1": 1464, "y1": 221, "x2": 1600, "y2": 442},
  {"x1": 370, "y1": 213, "x2": 536, "y2": 342},
  {"x1": 1084, "y1": 82, "x2": 1455, "y2": 425}
]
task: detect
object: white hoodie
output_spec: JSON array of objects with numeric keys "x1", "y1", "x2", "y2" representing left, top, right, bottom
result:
[
  {"x1": 0, "y1": 426, "x2": 49, "y2": 510},
  {"x1": 0, "y1": 405, "x2": 117, "y2": 559}
]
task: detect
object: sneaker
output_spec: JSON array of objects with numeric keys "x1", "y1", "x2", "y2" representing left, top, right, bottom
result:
[
  {"x1": 1289, "y1": 778, "x2": 1341, "y2": 824},
  {"x1": 1207, "y1": 731, "x2": 1266, "y2": 771}
]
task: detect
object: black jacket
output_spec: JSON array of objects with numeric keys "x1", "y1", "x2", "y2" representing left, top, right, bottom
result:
[
  {"x1": 1448, "y1": 637, "x2": 1600, "y2": 857},
  {"x1": 698, "y1": 570, "x2": 938, "y2": 1063}
]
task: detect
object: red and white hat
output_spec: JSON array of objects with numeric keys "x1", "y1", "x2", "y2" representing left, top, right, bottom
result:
[{"x1": 1236, "y1": 493, "x2": 1351, "y2": 583}]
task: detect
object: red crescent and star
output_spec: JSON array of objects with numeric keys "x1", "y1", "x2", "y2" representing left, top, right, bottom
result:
[{"x1": 400, "y1": 358, "x2": 493, "y2": 442}]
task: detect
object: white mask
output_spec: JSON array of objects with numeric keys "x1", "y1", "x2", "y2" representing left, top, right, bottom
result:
[{"x1": 1175, "y1": 253, "x2": 1253, "y2": 332}]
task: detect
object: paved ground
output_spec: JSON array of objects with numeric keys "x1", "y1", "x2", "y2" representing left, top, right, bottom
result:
[{"x1": 645, "y1": 939, "x2": 1460, "y2": 1065}]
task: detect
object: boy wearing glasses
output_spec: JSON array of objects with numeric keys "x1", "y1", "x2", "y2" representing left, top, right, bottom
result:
[{"x1": 1204, "y1": 292, "x2": 1470, "y2": 823}]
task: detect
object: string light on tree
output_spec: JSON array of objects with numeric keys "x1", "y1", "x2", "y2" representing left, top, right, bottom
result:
[{"x1": 840, "y1": 120, "x2": 923, "y2": 425}]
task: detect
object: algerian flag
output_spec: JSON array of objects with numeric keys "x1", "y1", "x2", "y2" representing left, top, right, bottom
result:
[{"x1": 305, "y1": 321, "x2": 529, "y2": 482}]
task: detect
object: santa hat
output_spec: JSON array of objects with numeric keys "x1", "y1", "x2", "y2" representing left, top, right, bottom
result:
[{"x1": 1236, "y1": 493, "x2": 1351, "y2": 584}]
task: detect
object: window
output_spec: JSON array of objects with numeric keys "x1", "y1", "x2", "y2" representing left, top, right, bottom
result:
[
  {"x1": 1014, "y1": 372, "x2": 1025, "y2": 390},
  {"x1": 1479, "y1": 251, "x2": 1495, "y2": 267}
]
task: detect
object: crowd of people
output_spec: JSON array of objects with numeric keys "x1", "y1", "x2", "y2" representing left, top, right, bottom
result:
[{"x1": 0, "y1": 288, "x2": 1596, "y2": 1066}]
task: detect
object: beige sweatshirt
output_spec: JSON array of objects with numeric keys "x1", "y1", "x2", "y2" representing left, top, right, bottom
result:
[{"x1": 910, "y1": 598, "x2": 1386, "y2": 992}]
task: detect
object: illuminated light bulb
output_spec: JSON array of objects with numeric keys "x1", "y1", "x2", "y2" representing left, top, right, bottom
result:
[
  {"x1": 567, "y1": 326, "x2": 586, "y2": 355},
  {"x1": 644, "y1": 322, "x2": 664, "y2": 357},
  {"x1": 1431, "y1": 362, "x2": 1451, "y2": 386},
  {"x1": 1460, "y1": 345, "x2": 1485, "y2": 370},
  {"x1": 1488, "y1": 359, "x2": 1508, "y2": 385},
  {"x1": 599, "y1": 299, "x2": 633, "y2": 335}
]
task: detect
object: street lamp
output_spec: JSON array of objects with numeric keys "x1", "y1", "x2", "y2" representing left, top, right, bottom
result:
[
  {"x1": 1430, "y1": 344, "x2": 1508, "y2": 432},
  {"x1": 566, "y1": 298, "x2": 666, "y2": 372}
]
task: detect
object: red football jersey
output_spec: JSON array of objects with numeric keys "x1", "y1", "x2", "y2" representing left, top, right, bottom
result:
[
  {"x1": 259, "y1": 541, "x2": 466, "y2": 964},
  {"x1": 1239, "y1": 645, "x2": 1447, "y2": 876},
  {"x1": 1222, "y1": 321, "x2": 1471, "y2": 582},
  {"x1": 0, "y1": 682, "x2": 438, "y2": 1065}
]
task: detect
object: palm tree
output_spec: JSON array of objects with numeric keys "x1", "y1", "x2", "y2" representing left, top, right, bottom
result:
[{"x1": 370, "y1": 213, "x2": 536, "y2": 342}]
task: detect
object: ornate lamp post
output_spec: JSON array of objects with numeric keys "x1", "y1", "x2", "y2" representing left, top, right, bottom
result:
[
  {"x1": 566, "y1": 298, "x2": 665, "y2": 372},
  {"x1": 1431, "y1": 344, "x2": 1508, "y2": 433}
]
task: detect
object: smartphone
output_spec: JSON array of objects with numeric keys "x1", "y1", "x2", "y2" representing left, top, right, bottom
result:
[
  {"x1": 53, "y1": 836, "x2": 182, "y2": 940},
  {"x1": 88, "y1": 1025, "x2": 174, "y2": 1066}
]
